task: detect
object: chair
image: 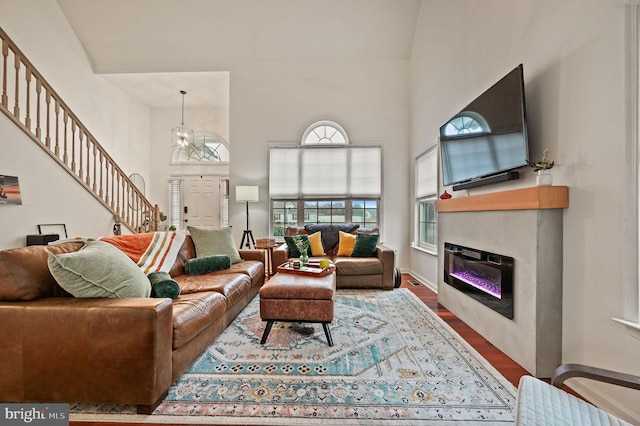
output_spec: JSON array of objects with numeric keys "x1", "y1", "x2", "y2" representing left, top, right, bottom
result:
[{"x1": 515, "y1": 363, "x2": 640, "y2": 425}]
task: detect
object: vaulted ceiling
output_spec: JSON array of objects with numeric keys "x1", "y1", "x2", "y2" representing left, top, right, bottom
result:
[{"x1": 56, "y1": 0, "x2": 421, "y2": 108}]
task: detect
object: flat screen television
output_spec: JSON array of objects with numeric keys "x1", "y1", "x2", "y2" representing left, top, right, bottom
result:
[{"x1": 439, "y1": 64, "x2": 529, "y2": 190}]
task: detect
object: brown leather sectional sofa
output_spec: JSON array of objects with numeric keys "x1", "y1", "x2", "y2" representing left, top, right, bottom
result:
[
  {"x1": 272, "y1": 225, "x2": 397, "y2": 290},
  {"x1": 0, "y1": 235, "x2": 265, "y2": 413}
]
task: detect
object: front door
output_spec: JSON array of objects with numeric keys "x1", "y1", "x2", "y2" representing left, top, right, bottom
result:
[{"x1": 182, "y1": 175, "x2": 222, "y2": 229}]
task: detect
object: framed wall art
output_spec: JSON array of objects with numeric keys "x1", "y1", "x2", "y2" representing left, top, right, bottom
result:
[{"x1": 0, "y1": 175, "x2": 22, "y2": 205}]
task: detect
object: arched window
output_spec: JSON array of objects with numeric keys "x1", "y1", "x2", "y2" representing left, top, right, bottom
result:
[
  {"x1": 171, "y1": 132, "x2": 230, "y2": 163},
  {"x1": 301, "y1": 120, "x2": 349, "y2": 145},
  {"x1": 269, "y1": 120, "x2": 381, "y2": 236},
  {"x1": 442, "y1": 111, "x2": 490, "y2": 136}
]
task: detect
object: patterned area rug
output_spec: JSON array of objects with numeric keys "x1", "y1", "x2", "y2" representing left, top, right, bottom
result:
[{"x1": 71, "y1": 289, "x2": 517, "y2": 425}]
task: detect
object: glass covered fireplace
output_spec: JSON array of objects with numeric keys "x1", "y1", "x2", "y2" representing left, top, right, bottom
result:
[{"x1": 443, "y1": 242, "x2": 514, "y2": 319}]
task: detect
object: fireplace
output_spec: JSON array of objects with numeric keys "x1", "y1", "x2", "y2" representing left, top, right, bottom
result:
[{"x1": 443, "y1": 242, "x2": 514, "y2": 319}]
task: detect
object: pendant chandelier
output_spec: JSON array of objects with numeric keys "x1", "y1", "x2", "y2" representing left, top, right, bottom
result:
[{"x1": 171, "y1": 90, "x2": 193, "y2": 148}]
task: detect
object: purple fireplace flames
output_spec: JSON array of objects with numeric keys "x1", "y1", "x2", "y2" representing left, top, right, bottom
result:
[
  {"x1": 444, "y1": 242, "x2": 514, "y2": 319},
  {"x1": 450, "y1": 271, "x2": 502, "y2": 299}
]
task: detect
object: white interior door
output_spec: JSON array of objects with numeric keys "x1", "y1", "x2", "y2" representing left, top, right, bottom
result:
[{"x1": 182, "y1": 175, "x2": 221, "y2": 228}]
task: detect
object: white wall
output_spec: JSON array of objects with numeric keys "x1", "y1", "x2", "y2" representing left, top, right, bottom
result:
[
  {"x1": 0, "y1": 0, "x2": 152, "y2": 249},
  {"x1": 410, "y1": 0, "x2": 640, "y2": 422},
  {"x1": 0, "y1": 113, "x2": 115, "y2": 247},
  {"x1": 225, "y1": 60, "x2": 410, "y2": 266}
]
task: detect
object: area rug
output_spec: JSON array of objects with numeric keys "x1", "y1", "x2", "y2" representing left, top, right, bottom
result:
[{"x1": 70, "y1": 289, "x2": 517, "y2": 425}]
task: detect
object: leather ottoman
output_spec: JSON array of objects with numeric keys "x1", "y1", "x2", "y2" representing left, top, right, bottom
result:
[{"x1": 259, "y1": 270, "x2": 336, "y2": 346}]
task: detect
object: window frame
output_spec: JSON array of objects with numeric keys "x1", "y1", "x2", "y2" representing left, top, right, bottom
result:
[
  {"x1": 417, "y1": 197, "x2": 438, "y2": 252},
  {"x1": 613, "y1": 1, "x2": 640, "y2": 335},
  {"x1": 269, "y1": 121, "x2": 381, "y2": 237},
  {"x1": 270, "y1": 198, "x2": 379, "y2": 236},
  {"x1": 414, "y1": 145, "x2": 439, "y2": 254},
  {"x1": 301, "y1": 120, "x2": 349, "y2": 145},
  {"x1": 170, "y1": 131, "x2": 230, "y2": 164}
]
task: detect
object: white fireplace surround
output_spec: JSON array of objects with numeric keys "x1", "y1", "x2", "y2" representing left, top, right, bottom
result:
[{"x1": 436, "y1": 186, "x2": 568, "y2": 377}]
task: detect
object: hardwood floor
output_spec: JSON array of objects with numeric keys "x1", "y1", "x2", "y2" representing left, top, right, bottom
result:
[{"x1": 70, "y1": 273, "x2": 564, "y2": 426}]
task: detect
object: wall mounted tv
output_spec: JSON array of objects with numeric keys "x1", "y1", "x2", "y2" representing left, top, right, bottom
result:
[{"x1": 439, "y1": 64, "x2": 529, "y2": 191}]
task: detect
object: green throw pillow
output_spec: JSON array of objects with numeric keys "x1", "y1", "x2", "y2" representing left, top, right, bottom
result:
[
  {"x1": 351, "y1": 233, "x2": 379, "y2": 257},
  {"x1": 47, "y1": 240, "x2": 151, "y2": 298},
  {"x1": 147, "y1": 271, "x2": 181, "y2": 299},
  {"x1": 284, "y1": 235, "x2": 309, "y2": 258},
  {"x1": 184, "y1": 254, "x2": 231, "y2": 275},
  {"x1": 187, "y1": 226, "x2": 242, "y2": 264}
]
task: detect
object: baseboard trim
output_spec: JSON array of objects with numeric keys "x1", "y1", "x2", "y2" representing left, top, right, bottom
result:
[{"x1": 405, "y1": 269, "x2": 437, "y2": 294}]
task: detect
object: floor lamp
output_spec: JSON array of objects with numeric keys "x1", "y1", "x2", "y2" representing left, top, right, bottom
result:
[{"x1": 236, "y1": 185, "x2": 258, "y2": 249}]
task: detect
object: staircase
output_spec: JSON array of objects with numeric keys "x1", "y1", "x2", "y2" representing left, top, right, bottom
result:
[{"x1": 0, "y1": 27, "x2": 158, "y2": 234}]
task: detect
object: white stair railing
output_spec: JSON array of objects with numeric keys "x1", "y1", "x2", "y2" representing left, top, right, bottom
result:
[{"x1": 0, "y1": 26, "x2": 158, "y2": 233}]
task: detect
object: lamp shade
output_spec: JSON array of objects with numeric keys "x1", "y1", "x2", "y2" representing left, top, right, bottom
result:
[{"x1": 236, "y1": 186, "x2": 259, "y2": 202}]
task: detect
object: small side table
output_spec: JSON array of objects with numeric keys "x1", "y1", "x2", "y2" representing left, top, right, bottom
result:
[{"x1": 255, "y1": 242, "x2": 277, "y2": 277}]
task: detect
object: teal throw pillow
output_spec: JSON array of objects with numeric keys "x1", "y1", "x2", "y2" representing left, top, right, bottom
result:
[
  {"x1": 351, "y1": 233, "x2": 379, "y2": 257},
  {"x1": 187, "y1": 226, "x2": 242, "y2": 264},
  {"x1": 284, "y1": 235, "x2": 309, "y2": 258},
  {"x1": 184, "y1": 254, "x2": 231, "y2": 275},
  {"x1": 147, "y1": 271, "x2": 181, "y2": 299},
  {"x1": 47, "y1": 240, "x2": 151, "y2": 298}
]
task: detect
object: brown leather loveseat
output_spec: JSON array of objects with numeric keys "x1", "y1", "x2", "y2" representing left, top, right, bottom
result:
[
  {"x1": 0, "y1": 233, "x2": 264, "y2": 413},
  {"x1": 272, "y1": 224, "x2": 397, "y2": 289}
]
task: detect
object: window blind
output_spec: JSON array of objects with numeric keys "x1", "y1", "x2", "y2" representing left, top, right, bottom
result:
[
  {"x1": 416, "y1": 146, "x2": 437, "y2": 199},
  {"x1": 169, "y1": 179, "x2": 182, "y2": 229},
  {"x1": 270, "y1": 146, "x2": 381, "y2": 199}
]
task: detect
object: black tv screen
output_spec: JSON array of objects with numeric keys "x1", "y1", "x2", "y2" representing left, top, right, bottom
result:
[{"x1": 439, "y1": 64, "x2": 529, "y2": 188}]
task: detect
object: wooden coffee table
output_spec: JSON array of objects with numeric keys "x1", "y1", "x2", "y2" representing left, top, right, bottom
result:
[{"x1": 258, "y1": 267, "x2": 336, "y2": 346}]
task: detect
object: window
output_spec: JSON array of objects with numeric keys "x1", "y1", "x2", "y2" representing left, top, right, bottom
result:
[
  {"x1": 269, "y1": 121, "x2": 381, "y2": 236},
  {"x1": 304, "y1": 200, "x2": 345, "y2": 224},
  {"x1": 415, "y1": 146, "x2": 438, "y2": 252},
  {"x1": 169, "y1": 179, "x2": 182, "y2": 230},
  {"x1": 351, "y1": 200, "x2": 379, "y2": 228},
  {"x1": 613, "y1": 2, "x2": 640, "y2": 333},
  {"x1": 301, "y1": 121, "x2": 349, "y2": 145},
  {"x1": 272, "y1": 200, "x2": 298, "y2": 236},
  {"x1": 419, "y1": 201, "x2": 437, "y2": 247},
  {"x1": 171, "y1": 132, "x2": 230, "y2": 163}
]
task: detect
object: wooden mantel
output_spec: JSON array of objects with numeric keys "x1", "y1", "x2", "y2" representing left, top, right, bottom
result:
[{"x1": 436, "y1": 186, "x2": 568, "y2": 213}]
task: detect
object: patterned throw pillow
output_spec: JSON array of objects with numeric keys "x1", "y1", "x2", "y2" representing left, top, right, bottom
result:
[
  {"x1": 187, "y1": 226, "x2": 242, "y2": 264},
  {"x1": 336, "y1": 231, "x2": 357, "y2": 256},
  {"x1": 351, "y1": 233, "x2": 379, "y2": 257}
]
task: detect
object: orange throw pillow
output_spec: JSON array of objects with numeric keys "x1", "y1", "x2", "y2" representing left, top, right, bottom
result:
[
  {"x1": 308, "y1": 231, "x2": 326, "y2": 256},
  {"x1": 336, "y1": 231, "x2": 356, "y2": 256}
]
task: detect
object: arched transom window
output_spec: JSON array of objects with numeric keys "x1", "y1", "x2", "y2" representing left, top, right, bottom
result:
[
  {"x1": 171, "y1": 132, "x2": 230, "y2": 163},
  {"x1": 301, "y1": 120, "x2": 349, "y2": 145}
]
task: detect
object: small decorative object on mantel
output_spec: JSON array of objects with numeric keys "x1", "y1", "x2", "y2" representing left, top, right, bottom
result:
[
  {"x1": 527, "y1": 148, "x2": 555, "y2": 186},
  {"x1": 440, "y1": 190, "x2": 452, "y2": 200}
]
